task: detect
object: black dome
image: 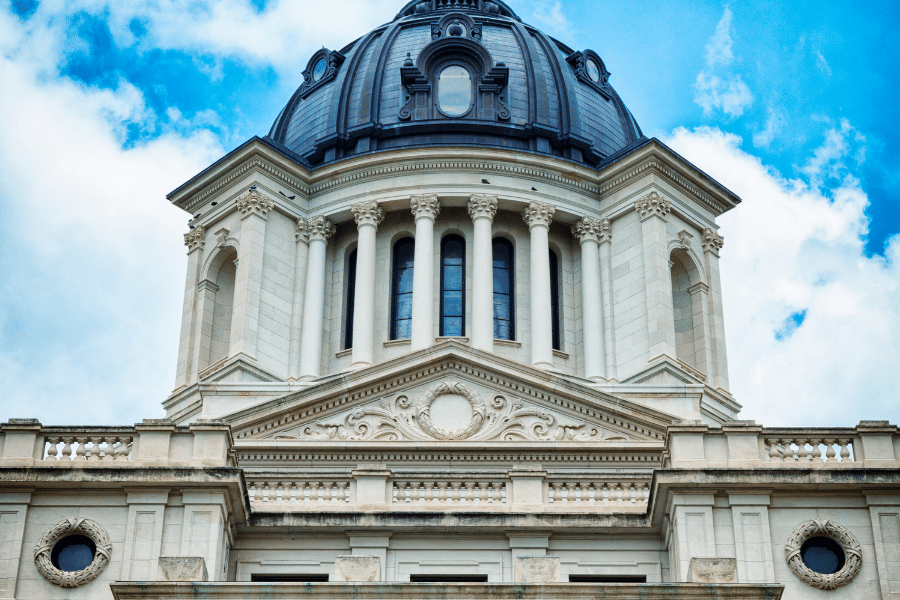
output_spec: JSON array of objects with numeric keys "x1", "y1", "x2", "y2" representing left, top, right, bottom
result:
[{"x1": 267, "y1": 0, "x2": 643, "y2": 169}]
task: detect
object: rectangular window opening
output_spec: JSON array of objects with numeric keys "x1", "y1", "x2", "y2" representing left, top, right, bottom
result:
[
  {"x1": 410, "y1": 574, "x2": 489, "y2": 582},
  {"x1": 568, "y1": 575, "x2": 647, "y2": 583},
  {"x1": 251, "y1": 574, "x2": 330, "y2": 582}
]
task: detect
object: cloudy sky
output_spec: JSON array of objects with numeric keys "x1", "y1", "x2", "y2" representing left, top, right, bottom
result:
[{"x1": 1, "y1": 0, "x2": 897, "y2": 427}]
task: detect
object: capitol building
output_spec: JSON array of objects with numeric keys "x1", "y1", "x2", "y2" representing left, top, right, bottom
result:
[{"x1": 1, "y1": 1, "x2": 898, "y2": 599}]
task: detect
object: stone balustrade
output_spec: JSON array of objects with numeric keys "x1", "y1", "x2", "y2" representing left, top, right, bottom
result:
[
  {"x1": 666, "y1": 420, "x2": 900, "y2": 469},
  {"x1": 546, "y1": 479, "x2": 651, "y2": 507},
  {"x1": 249, "y1": 479, "x2": 352, "y2": 506},
  {"x1": 392, "y1": 479, "x2": 507, "y2": 505},
  {"x1": 0, "y1": 418, "x2": 235, "y2": 467}
]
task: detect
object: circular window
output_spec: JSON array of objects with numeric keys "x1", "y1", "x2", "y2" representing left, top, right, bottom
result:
[
  {"x1": 785, "y1": 519, "x2": 861, "y2": 590},
  {"x1": 312, "y1": 58, "x2": 327, "y2": 81},
  {"x1": 437, "y1": 65, "x2": 472, "y2": 117},
  {"x1": 585, "y1": 59, "x2": 601, "y2": 83},
  {"x1": 34, "y1": 518, "x2": 112, "y2": 588},
  {"x1": 52, "y1": 535, "x2": 96, "y2": 572}
]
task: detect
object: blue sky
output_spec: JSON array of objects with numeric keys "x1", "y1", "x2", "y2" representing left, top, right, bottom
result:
[{"x1": 1, "y1": 0, "x2": 898, "y2": 426}]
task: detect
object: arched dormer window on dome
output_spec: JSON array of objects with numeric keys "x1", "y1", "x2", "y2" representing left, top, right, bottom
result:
[{"x1": 399, "y1": 14, "x2": 509, "y2": 122}]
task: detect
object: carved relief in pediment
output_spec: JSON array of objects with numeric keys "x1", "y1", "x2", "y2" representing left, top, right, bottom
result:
[{"x1": 271, "y1": 381, "x2": 635, "y2": 442}]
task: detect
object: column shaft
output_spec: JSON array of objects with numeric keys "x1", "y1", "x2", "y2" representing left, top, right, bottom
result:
[
  {"x1": 572, "y1": 218, "x2": 605, "y2": 380},
  {"x1": 524, "y1": 201, "x2": 555, "y2": 369},
  {"x1": 410, "y1": 195, "x2": 440, "y2": 351},
  {"x1": 288, "y1": 219, "x2": 311, "y2": 379},
  {"x1": 298, "y1": 217, "x2": 335, "y2": 379},
  {"x1": 351, "y1": 201, "x2": 384, "y2": 369},
  {"x1": 468, "y1": 195, "x2": 498, "y2": 353}
]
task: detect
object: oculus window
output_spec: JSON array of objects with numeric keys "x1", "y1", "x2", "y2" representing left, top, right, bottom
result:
[
  {"x1": 585, "y1": 58, "x2": 601, "y2": 83},
  {"x1": 391, "y1": 238, "x2": 415, "y2": 340},
  {"x1": 440, "y1": 235, "x2": 466, "y2": 336},
  {"x1": 52, "y1": 535, "x2": 96, "y2": 572},
  {"x1": 312, "y1": 58, "x2": 327, "y2": 81},
  {"x1": 437, "y1": 65, "x2": 472, "y2": 117},
  {"x1": 492, "y1": 238, "x2": 515, "y2": 340}
]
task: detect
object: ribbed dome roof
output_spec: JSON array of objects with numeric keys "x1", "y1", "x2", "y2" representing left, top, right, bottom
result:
[{"x1": 267, "y1": 0, "x2": 642, "y2": 168}]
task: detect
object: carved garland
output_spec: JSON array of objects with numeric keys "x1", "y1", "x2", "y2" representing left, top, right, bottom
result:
[
  {"x1": 34, "y1": 518, "x2": 112, "y2": 588},
  {"x1": 784, "y1": 519, "x2": 861, "y2": 590},
  {"x1": 414, "y1": 382, "x2": 486, "y2": 441}
]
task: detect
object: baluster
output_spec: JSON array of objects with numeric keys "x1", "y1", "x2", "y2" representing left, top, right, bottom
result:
[
  {"x1": 392, "y1": 482, "x2": 400, "y2": 504},
  {"x1": 298, "y1": 481, "x2": 309, "y2": 504},
  {"x1": 99, "y1": 436, "x2": 110, "y2": 460},
  {"x1": 549, "y1": 482, "x2": 561, "y2": 504},
  {"x1": 600, "y1": 484, "x2": 610, "y2": 505},
  {"x1": 587, "y1": 484, "x2": 597, "y2": 505},
  {"x1": 464, "y1": 482, "x2": 476, "y2": 504},
  {"x1": 824, "y1": 439, "x2": 837, "y2": 463},
  {"x1": 565, "y1": 482, "x2": 577, "y2": 504},
  {"x1": 252, "y1": 483, "x2": 263, "y2": 504},
  {"x1": 337, "y1": 482, "x2": 349, "y2": 503},
  {"x1": 614, "y1": 483, "x2": 624, "y2": 505},
  {"x1": 809, "y1": 439, "x2": 823, "y2": 463},
  {"x1": 437, "y1": 482, "x2": 449, "y2": 503},
  {"x1": 628, "y1": 483, "x2": 638, "y2": 504},
  {"x1": 424, "y1": 481, "x2": 435, "y2": 503},
  {"x1": 44, "y1": 438, "x2": 57, "y2": 460},
  {"x1": 411, "y1": 481, "x2": 421, "y2": 503},
  {"x1": 766, "y1": 439, "x2": 781, "y2": 463},
  {"x1": 796, "y1": 439, "x2": 808, "y2": 462},
  {"x1": 288, "y1": 482, "x2": 298, "y2": 504},
  {"x1": 276, "y1": 482, "x2": 286, "y2": 504},
  {"x1": 323, "y1": 482, "x2": 334, "y2": 504},
  {"x1": 450, "y1": 482, "x2": 462, "y2": 502},
  {"x1": 839, "y1": 439, "x2": 852, "y2": 462},
  {"x1": 478, "y1": 482, "x2": 489, "y2": 504},
  {"x1": 306, "y1": 481, "x2": 317, "y2": 504},
  {"x1": 75, "y1": 438, "x2": 87, "y2": 461},
  {"x1": 492, "y1": 482, "x2": 504, "y2": 504}
]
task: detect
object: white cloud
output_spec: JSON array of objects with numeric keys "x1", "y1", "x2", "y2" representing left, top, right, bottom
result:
[
  {"x1": 705, "y1": 6, "x2": 735, "y2": 67},
  {"x1": 800, "y1": 117, "x2": 867, "y2": 189},
  {"x1": 694, "y1": 7, "x2": 752, "y2": 118},
  {"x1": 665, "y1": 126, "x2": 900, "y2": 427},
  {"x1": 694, "y1": 72, "x2": 753, "y2": 118},
  {"x1": 753, "y1": 105, "x2": 786, "y2": 148},
  {"x1": 815, "y1": 49, "x2": 832, "y2": 77},
  {"x1": 526, "y1": 1, "x2": 573, "y2": 38}
]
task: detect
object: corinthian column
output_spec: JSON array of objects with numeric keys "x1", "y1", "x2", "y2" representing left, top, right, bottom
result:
[
  {"x1": 572, "y1": 217, "x2": 606, "y2": 380},
  {"x1": 298, "y1": 216, "x2": 335, "y2": 380},
  {"x1": 410, "y1": 194, "x2": 440, "y2": 351},
  {"x1": 467, "y1": 194, "x2": 498, "y2": 353},
  {"x1": 351, "y1": 200, "x2": 384, "y2": 369},
  {"x1": 523, "y1": 201, "x2": 555, "y2": 370}
]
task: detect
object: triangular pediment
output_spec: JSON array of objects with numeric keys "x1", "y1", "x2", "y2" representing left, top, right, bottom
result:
[{"x1": 227, "y1": 342, "x2": 673, "y2": 443}]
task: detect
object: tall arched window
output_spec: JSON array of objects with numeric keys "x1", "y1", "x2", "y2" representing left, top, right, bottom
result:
[
  {"x1": 549, "y1": 249, "x2": 561, "y2": 350},
  {"x1": 440, "y1": 235, "x2": 465, "y2": 336},
  {"x1": 492, "y1": 238, "x2": 515, "y2": 341},
  {"x1": 206, "y1": 246, "x2": 237, "y2": 368},
  {"x1": 391, "y1": 237, "x2": 415, "y2": 340},
  {"x1": 343, "y1": 249, "x2": 357, "y2": 350}
]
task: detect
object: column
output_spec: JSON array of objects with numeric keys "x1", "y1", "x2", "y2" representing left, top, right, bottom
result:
[
  {"x1": 410, "y1": 195, "x2": 440, "y2": 351},
  {"x1": 635, "y1": 191, "x2": 676, "y2": 361},
  {"x1": 176, "y1": 225, "x2": 205, "y2": 388},
  {"x1": 351, "y1": 200, "x2": 384, "y2": 369},
  {"x1": 571, "y1": 217, "x2": 606, "y2": 380},
  {"x1": 287, "y1": 218, "x2": 311, "y2": 380},
  {"x1": 298, "y1": 216, "x2": 335, "y2": 380},
  {"x1": 701, "y1": 228, "x2": 730, "y2": 391},
  {"x1": 228, "y1": 189, "x2": 275, "y2": 361},
  {"x1": 467, "y1": 194, "x2": 498, "y2": 353},
  {"x1": 523, "y1": 201, "x2": 555, "y2": 369},
  {"x1": 598, "y1": 218, "x2": 617, "y2": 380}
]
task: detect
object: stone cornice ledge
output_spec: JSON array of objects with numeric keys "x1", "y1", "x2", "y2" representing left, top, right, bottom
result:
[{"x1": 111, "y1": 582, "x2": 784, "y2": 600}]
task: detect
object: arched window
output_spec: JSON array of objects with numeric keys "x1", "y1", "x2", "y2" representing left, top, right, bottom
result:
[
  {"x1": 671, "y1": 249, "x2": 701, "y2": 368},
  {"x1": 437, "y1": 64, "x2": 473, "y2": 117},
  {"x1": 492, "y1": 238, "x2": 515, "y2": 341},
  {"x1": 343, "y1": 249, "x2": 357, "y2": 350},
  {"x1": 440, "y1": 235, "x2": 465, "y2": 336},
  {"x1": 391, "y1": 237, "x2": 415, "y2": 340},
  {"x1": 205, "y1": 247, "x2": 237, "y2": 368},
  {"x1": 549, "y1": 249, "x2": 561, "y2": 350}
]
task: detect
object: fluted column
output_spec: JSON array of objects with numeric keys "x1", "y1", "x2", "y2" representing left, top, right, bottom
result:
[
  {"x1": 702, "y1": 227, "x2": 730, "y2": 391},
  {"x1": 572, "y1": 217, "x2": 606, "y2": 380},
  {"x1": 298, "y1": 216, "x2": 335, "y2": 380},
  {"x1": 468, "y1": 194, "x2": 498, "y2": 353},
  {"x1": 175, "y1": 226, "x2": 205, "y2": 388},
  {"x1": 287, "y1": 218, "x2": 311, "y2": 380},
  {"x1": 351, "y1": 200, "x2": 384, "y2": 369},
  {"x1": 598, "y1": 218, "x2": 617, "y2": 380},
  {"x1": 636, "y1": 191, "x2": 676, "y2": 361},
  {"x1": 410, "y1": 195, "x2": 440, "y2": 351},
  {"x1": 523, "y1": 201, "x2": 555, "y2": 370}
]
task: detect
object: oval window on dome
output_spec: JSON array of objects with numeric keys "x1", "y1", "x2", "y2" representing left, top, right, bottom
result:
[
  {"x1": 312, "y1": 58, "x2": 327, "y2": 81},
  {"x1": 438, "y1": 65, "x2": 472, "y2": 117},
  {"x1": 585, "y1": 59, "x2": 601, "y2": 83}
]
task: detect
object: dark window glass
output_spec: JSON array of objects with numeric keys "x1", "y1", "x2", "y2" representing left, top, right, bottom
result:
[
  {"x1": 51, "y1": 535, "x2": 95, "y2": 572},
  {"x1": 801, "y1": 537, "x2": 845, "y2": 574},
  {"x1": 492, "y1": 238, "x2": 514, "y2": 340},
  {"x1": 550, "y1": 249, "x2": 561, "y2": 350},
  {"x1": 344, "y1": 250, "x2": 357, "y2": 350},
  {"x1": 440, "y1": 235, "x2": 466, "y2": 336},
  {"x1": 391, "y1": 238, "x2": 415, "y2": 340}
]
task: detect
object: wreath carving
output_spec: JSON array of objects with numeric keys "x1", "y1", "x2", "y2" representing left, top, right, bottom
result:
[
  {"x1": 34, "y1": 518, "x2": 112, "y2": 588},
  {"x1": 784, "y1": 519, "x2": 861, "y2": 590},
  {"x1": 415, "y1": 382, "x2": 486, "y2": 440}
]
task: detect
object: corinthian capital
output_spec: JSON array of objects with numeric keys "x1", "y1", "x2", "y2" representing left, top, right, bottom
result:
[
  {"x1": 183, "y1": 224, "x2": 206, "y2": 252},
  {"x1": 306, "y1": 216, "x2": 336, "y2": 242},
  {"x1": 522, "y1": 201, "x2": 555, "y2": 230},
  {"x1": 634, "y1": 191, "x2": 671, "y2": 221},
  {"x1": 237, "y1": 188, "x2": 275, "y2": 219},
  {"x1": 295, "y1": 218, "x2": 311, "y2": 243},
  {"x1": 467, "y1": 194, "x2": 498, "y2": 221},
  {"x1": 701, "y1": 227, "x2": 724, "y2": 256},
  {"x1": 410, "y1": 194, "x2": 440, "y2": 221},
  {"x1": 571, "y1": 217, "x2": 601, "y2": 244},
  {"x1": 351, "y1": 200, "x2": 384, "y2": 229}
]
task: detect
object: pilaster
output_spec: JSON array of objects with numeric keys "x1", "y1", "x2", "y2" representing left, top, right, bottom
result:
[
  {"x1": 669, "y1": 493, "x2": 717, "y2": 582},
  {"x1": 121, "y1": 490, "x2": 168, "y2": 581},
  {"x1": 288, "y1": 218, "x2": 311, "y2": 380},
  {"x1": 468, "y1": 194, "x2": 498, "y2": 353},
  {"x1": 597, "y1": 218, "x2": 617, "y2": 380},
  {"x1": 701, "y1": 227, "x2": 730, "y2": 392},
  {"x1": 636, "y1": 191, "x2": 676, "y2": 362},
  {"x1": 726, "y1": 494, "x2": 774, "y2": 584},
  {"x1": 0, "y1": 490, "x2": 31, "y2": 600},
  {"x1": 176, "y1": 225, "x2": 205, "y2": 388}
]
